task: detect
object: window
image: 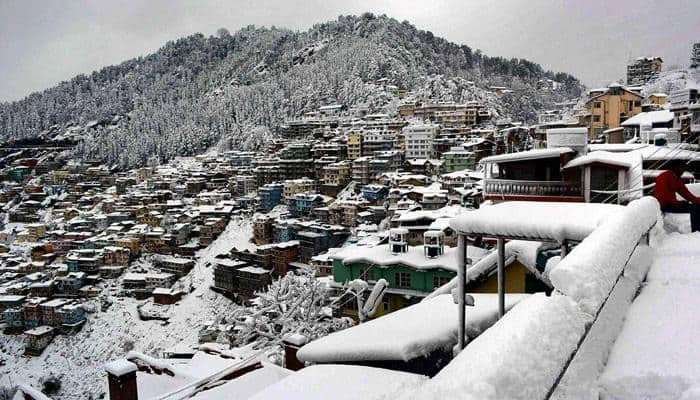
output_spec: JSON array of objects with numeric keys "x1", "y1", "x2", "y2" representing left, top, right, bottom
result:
[
  {"x1": 590, "y1": 166, "x2": 619, "y2": 203},
  {"x1": 382, "y1": 298, "x2": 390, "y2": 311},
  {"x1": 433, "y1": 275, "x2": 451, "y2": 289},
  {"x1": 592, "y1": 115, "x2": 601, "y2": 123},
  {"x1": 360, "y1": 268, "x2": 374, "y2": 281},
  {"x1": 634, "y1": 100, "x2": 641, "y2": 107},
  {"x1": 593, "y1": 101, "x2": 602, "y2": 109},
  {"x1": 395, "y1": 272, "x2": 411, "y2": 288}
]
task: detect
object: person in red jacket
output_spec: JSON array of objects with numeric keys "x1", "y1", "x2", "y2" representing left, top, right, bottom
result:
[{"x1": 655, "y1": 159, "x2": 700, "y2": 232}]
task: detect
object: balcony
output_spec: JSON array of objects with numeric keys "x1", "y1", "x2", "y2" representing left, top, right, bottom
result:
[{"x1": 483, "y1": 179, "x2": 583, "y2": 202}]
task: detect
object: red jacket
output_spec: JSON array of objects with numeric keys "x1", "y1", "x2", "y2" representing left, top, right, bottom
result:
[{"x1": 655, "y1": 170, "x2": 699, "y2": 207}]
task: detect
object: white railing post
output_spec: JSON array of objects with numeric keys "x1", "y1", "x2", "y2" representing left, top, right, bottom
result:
[
  {"x1": 497, "y1": 237, "x2": 505, "y2": 318},
  {"x1": 457, "y1": 234, "x2": 467, "y2": 350}
]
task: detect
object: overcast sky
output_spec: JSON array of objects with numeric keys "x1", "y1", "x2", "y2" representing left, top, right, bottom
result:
[{"x1": 1, "y1": 0, "x2": 699, "y2": 102}]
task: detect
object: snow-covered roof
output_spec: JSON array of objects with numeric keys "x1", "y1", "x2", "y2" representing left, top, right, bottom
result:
[
  {"x1": 449, "y1": 202, "x2": 623, "y2": 242},
  {"x1": 238, "y1": 266, "x2": 270, "y2": 274},
  {"x1": 394, "y1": 205, "x2": 464, "y2": 223},
  {"x1": 588, "y1": 143, "x2": 647, "y2": 152},
  {"x1": 248, "y1": 365, "x2": 427, "y2": 400},
  {"x1": 298, "y1": 293, "x2": 528, "y2": 363},
  {"x1": 631, "y1": 145, "x2": 700, "y2": 161},
  {"x1": 190, "y1": 363, "x2": 291, "y2": 400},
  {"x1": 562, "y1": 151, "x2": 633, "y2": 169},
  {"x1": 620, "y1": 110, "x2": 674, "y2": 127},
  {"x1": 25, "y1": 325, "x2": 53, "y2": 336},
  {"x1": 480, "y1": 148, "x2": 574, "y2": 164},
  {"x1": 332, "y1": 243, "x2": 489, "y2": 272}
]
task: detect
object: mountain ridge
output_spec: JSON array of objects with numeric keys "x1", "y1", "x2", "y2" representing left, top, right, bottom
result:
[{"x1": 0, "y1": 13, "x2": 584, "y2": 168}]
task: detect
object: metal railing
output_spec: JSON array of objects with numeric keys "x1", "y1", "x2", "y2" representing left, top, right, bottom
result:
[{"x1": 483, "y1": 179, "x2": 583, "y2": 198}]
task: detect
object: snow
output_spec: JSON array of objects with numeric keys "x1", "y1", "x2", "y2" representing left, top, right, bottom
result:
[
  {"x1": 0, "y1": 217, "x2": 254, "y2": 399},
  {"x1": 425, "y1": 240, "x2": 554, "y2": 301},
  {"x1": 563, "y1": 151, "x2": 632, "y2": 169},
  {"x1": 405, "y1": 293, "x2": 589, "y2": 400},
  {"x1": 104, "y1": 359, "x2": 137, "y2": 376},
  {"x1": 599, "y1": 233, "x2": 700, "y2": 399},
  {"x1": 480, "y1": 147, "x2": 574, "y2": 164},
  {"x1": 588, "y1": 143, "x2": 647, "y2": 152},
  {"x1": 393, "y1": 205, "x2": 463, "y2": 223},
  {"x1": 631, "y1": 145, "x2": 700, "y2": 161},
  {"x1": 14, "y1": 384, "x2": 53, "y2": 400},
  {"x1": 249, "y1": 364, "x2": 428, "y2": 400},
  {"x1": 549, "y1": 197, "x2": 659, "y2": 315},
  {"x1": 282, "y1": 333, "x2": 308, "y2": 346},
  {"x1": 449, "y1": 201, "x2": 623, "y2": 242},
  {"x1": 332, "y1": 243, "x2": 484, "y2": 273},
  {"x1": 297, "y1": 293, "x2": 528, "y2": 364},
  {"x1": 190, "y1": 363, "x2": 291, "y2": 400},
  {"x1": 549, "y1": 245, "x2": 654, "y2": 400},
  {"x1": 620, "y1": 110, "x2": 674, "y2": 126}
]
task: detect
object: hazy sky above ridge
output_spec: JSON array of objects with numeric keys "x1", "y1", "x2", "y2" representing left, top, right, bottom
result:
[{"x1": 2, "y1": 0, "x2": 699, "y2": 101}]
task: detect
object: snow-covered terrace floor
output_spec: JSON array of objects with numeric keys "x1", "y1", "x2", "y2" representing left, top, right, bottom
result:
[{"x1": 600, "y1": 232, "x2": 700, "y2": 399}]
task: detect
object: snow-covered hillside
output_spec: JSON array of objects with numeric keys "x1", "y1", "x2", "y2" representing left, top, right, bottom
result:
[
  {"x1": 641, "y1": 67, "x2": 700, "y2": 96},
  {"x1": 0, "y1": 218, "x2": 254, "y2": 399},
  {"x1": 0, "y1": 14, "x2": 583, "y2": 169}
]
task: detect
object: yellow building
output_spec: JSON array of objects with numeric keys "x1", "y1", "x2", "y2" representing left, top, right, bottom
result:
[
  {"x1": 586, "y1": 84, "x2": 643, "y2": 140},
  {"x1": 115, "y1": 237, "x2": 141, "y2": 256},
  {"x1": 346, "y1": 131, "x2": 362, "y2": 160},
  {"x1": 323, "y1": 161, "x2": 352, "y2": 187},
  {"x1": 283, "y1": 178, "x2": 315, "y2": 200},
  {"x1": 52, "y1": 170, "x2": 70, "y2": 185},
  {"x1": 648, "y1": 93, "x2": 668, "y2": 106},
  {"x1": 398, "y1": 103, "x2": 416, "y2": 117}
]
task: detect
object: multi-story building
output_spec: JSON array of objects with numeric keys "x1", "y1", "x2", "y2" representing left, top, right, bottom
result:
[
  {"x1": 213, "y1": 259, "x2": 249, "y2": 294},
  {"x1": 234, "y1": 175, "x2": 257, "y2": 197},
  {"x1": 441, "y1": 146, "x2": 476, "y2": 172},
  {"x1": 271, "y1": 241, "x2": 300, "y2": 276},
  {"x1": 103, "y1": 246, "x2": 130, "y2": 266},
  {"x1": 287, "y1": 193, "x2": 328, "y2": 219},
  {"x1": 253, "y1": 216, "x2": 274, "y2": 245},
  {"x1": 404, "y1": 124, "x2": 439, "y2": 159},
  {"x1": 585, "y1": 84, "x2": 643, "y2": 140},
  {"x1": 144, "y1": 272, "x2": 177, "y2": 289},
  {"x1": 258, "y1": 183, "x2": 284, "y2": 211},
  {"x1": 346, "y1": 131, "x2": 362, "y2": 160},
  {"x1": 690, "y1": 42, "x2": 700, "y2": 68},
  {"x1": 156, "y1": 256, "x2": 195, "y2": 277},
  {"x1": 626, "y1": 57, "x2": 663, "y2": 86},
  {"x1": 669, "y1": 88, "x2": 700, "y2": 135},
  {"x1": 352, "y1": 157, "x2": 372, "y2": 186},
  {"x1": 361, "y1": 128, "x2": 396, "y2": 156},
  {"x1": 283, "y1": 178, "x2": 315, "y2": 201}
]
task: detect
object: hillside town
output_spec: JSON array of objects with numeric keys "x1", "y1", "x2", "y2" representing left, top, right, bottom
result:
[{"x1": 1, "y1": 9, "x2": 700, "y2": 400}]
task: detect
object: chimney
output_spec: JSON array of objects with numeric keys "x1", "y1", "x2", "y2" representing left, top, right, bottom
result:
[
  {"x1": 282, "y1": 333, "x2": 308, "y2": 371},
  {"x1": 424, "y1": 231, "x2": 445, "y2": 258},
  {"x1": 389, "y1": 228, "x2": 408, "y2": 254},
  {"x1": 105, "y1": 359, "x2": 138, "y2": 400},
  {"x1": 546, "y1": 127, "x2": 588, "y2": 155}
]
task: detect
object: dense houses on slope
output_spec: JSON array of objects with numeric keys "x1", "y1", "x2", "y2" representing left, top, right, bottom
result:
[{"x1": 0, "y1": 44, "x2": 697, "y2": 400}]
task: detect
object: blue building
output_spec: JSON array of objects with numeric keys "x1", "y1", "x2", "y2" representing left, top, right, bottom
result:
[
  {"x1": 258, "y1": 183, "x2": 284, "y2": 211},
  {"x1": 361, "y1": 184, "x2": 389, "y2": 203},
  {"x1": 274, "y1": 220, "x2": 298, "y2": 242},
  {"x1": 2, "y1": 308, "x2": 24, "y2": 330},
  {"x1": 288, "y1": 193, "x2": 326, "y2": 218},
  {"x1": 58, "y1": 304, "x2": 87, "y2": 327}
]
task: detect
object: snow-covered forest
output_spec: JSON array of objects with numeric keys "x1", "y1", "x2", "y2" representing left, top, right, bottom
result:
[{"x1": 0, "y1": 13, "x2": 582, "y2": 169}]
